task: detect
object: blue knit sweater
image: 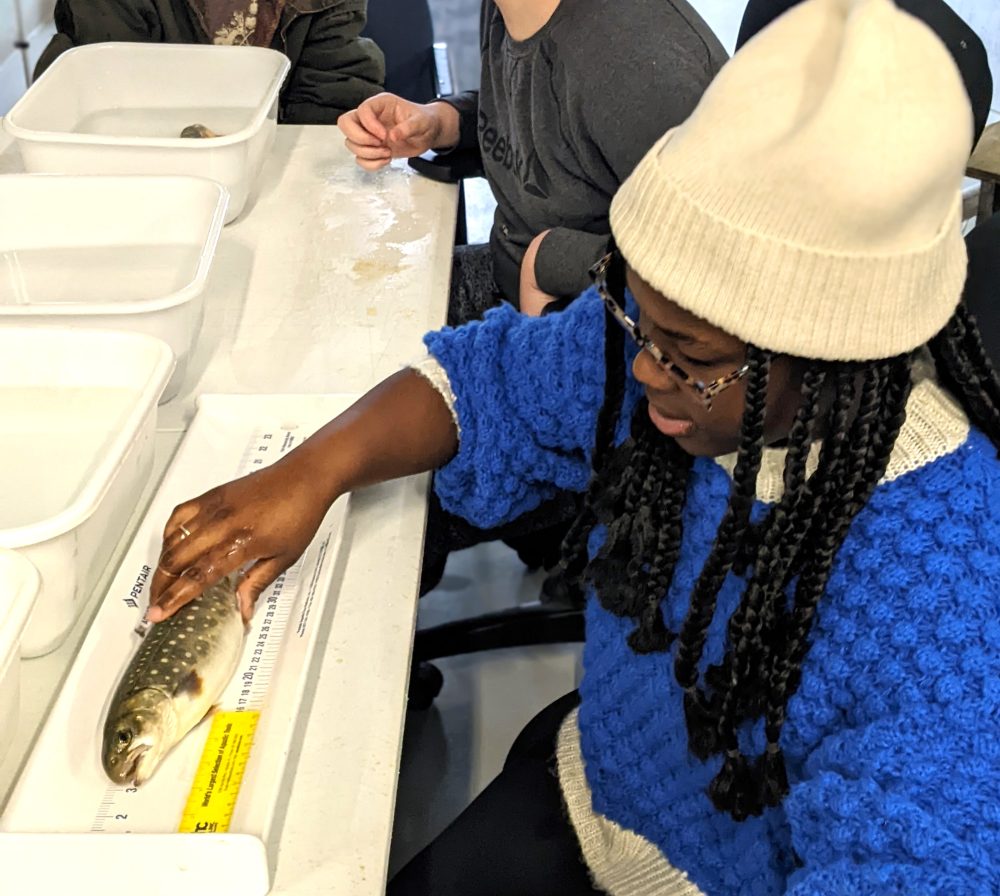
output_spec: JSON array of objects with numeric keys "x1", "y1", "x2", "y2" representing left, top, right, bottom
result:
[{"x1": 424, "y1": 288, "x2": 1000, "y2": 895}]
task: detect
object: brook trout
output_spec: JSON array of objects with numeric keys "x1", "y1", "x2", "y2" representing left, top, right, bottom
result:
[{"x1": 102, "y1": 577, "x2": 245, "y2": 786}]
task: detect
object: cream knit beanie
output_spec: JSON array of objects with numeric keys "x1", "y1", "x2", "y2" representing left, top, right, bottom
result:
[{"x1": 609, "y1": 0, "x2": 972, "y2": 361}]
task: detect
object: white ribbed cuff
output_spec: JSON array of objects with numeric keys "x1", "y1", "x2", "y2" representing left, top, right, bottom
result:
[
  {"x1": 408, "y1": 355, "x2": 461, "y2": 438},
  {"x1": 556, "y1": 710, "x2": 707, "y2": 896}
]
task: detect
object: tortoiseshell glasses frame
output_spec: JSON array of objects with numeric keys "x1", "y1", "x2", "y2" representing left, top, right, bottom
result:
[{"x1": 589, "y1": 250, "x2": 750, "y2": 411}]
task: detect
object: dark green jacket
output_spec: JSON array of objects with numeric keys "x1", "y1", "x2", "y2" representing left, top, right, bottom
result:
[{"x1": 34, "y1": 0, "x2": 385, "y2": 123}]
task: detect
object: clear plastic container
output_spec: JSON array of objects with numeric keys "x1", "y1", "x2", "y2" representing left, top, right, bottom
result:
[
  {"x1": 0, "y1": 328, "x2": 174, "y2": 657},
  {"x1": 0, "y1": 175, "x2": 228, "y2": 401},
  {"x1": 3, "y1": 43, "x2": 289, "y2": 223},
  {"x1": 0, "y1": 548, "x2": 41, "y2": 764}
]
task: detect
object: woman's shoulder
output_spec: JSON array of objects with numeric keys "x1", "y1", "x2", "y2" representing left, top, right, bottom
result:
[
  {"x1": 841, "y1": 407, "x2": 1000, "y2": 610},
  {"x1": 550, "y1": 0, "x2": 726, "y2": 71},
  {"x1": 859, "y1": 424, "x2": 1000, "y2": 566},
  {"x1": 871, "y1": 375, "x2": 998, "y2": 513}
]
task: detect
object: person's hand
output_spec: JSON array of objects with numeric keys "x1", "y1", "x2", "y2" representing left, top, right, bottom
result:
[
  {"x1": 519, "y1": 230, "x2": 557, "y2": 316},
  {"x1": 147, "y1": 453, "x2": 337, "y2": 624},
  {"x1": 337, "y1": 94, "x2": 459, "y2": 172}
]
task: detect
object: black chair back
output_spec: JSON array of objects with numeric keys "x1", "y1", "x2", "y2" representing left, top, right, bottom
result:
[
  {"x1": 362, "y1": 0, "x2": 438, "y2": 104},
  {"x1": 964, "y1": 214, "x2": 1000, "y2": 369},
  {"x1": 736, "y1": 0, "x2": 993, "y2": 144}
]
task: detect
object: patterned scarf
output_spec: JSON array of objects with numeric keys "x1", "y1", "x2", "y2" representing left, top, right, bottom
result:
[{"x1": 190, "y1": 0, "x2": 288, "y2": 47}]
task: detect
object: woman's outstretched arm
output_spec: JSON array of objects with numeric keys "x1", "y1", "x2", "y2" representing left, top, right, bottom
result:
[{"x1": 147, "y1": 368, "x2": 457, "y2": 622}]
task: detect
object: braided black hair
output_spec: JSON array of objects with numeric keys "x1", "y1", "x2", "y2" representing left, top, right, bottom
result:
[
  {"x1": 930, "y1": 304, "x2": 1000, "y2": 448},
  {"x1": 560, "y1": 301, "x2": 1000, "y2": 822}
]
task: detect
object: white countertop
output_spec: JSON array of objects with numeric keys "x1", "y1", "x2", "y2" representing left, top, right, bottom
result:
[
  {"x1": 0, "y1": 125, "x2": 458, "y2": 894},
  {"x1": 154, "y1": 126, "x2": 456, "y2": 430}
]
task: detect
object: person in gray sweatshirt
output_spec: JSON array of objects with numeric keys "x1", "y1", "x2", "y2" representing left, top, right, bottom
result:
[
  {"x1": 338, "y1": 0, "x2": 725, "y2": 596},
  {"x1": 338, "y1": 0, "x2": 726, "y2": 323}
]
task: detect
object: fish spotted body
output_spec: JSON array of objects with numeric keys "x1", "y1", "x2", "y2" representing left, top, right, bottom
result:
[{"x1": 102, "y1": 577, "x2": 245, "y2": 786}]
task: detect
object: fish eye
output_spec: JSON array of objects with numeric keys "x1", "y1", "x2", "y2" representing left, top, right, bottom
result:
[{"x1": 117, "y1": 730, "x2": 133, "y2": 748}]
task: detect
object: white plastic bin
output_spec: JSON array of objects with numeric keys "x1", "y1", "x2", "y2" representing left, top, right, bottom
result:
[
  {"x1": 0, "y1": 548, "x2": 40, "y2": 764},
  {"x1": 0, "y1": 175, "x2": 227, "y2": 402},
  {"x1": 0, "y1": 328, "x2": 174, "y2": 657},
  {"x1": 3, "y1": 43, "x2": 289, "y2": 223}
]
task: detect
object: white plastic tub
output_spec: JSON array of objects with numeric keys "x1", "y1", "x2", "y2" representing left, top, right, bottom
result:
[
  {"x1": 0, "y1": 548, "x2": 40, "y2": 765},
  {"x1": 0, "y1": 328, "x2": 174, "y2": 657},
  {"x1": 3, "y1": 43, "x2": 289, "y2": 223},
  {"x1": 0, "y1": 175, "x2": 228, "y2": 402}
]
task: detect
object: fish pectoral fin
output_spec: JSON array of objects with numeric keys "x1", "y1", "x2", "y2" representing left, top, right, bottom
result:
[
  {"x1": 188, "y1": 703, "x2": 221, "y2": 733},
  {"x1": 175, "y1": 668, "x2": 204, "y2": 698}
]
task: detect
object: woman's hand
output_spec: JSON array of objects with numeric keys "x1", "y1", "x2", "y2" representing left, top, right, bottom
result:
[
  {"x1": 337, "y1": 93, "x2": 460, "y2": 171},
  {"x1": 148, "y1": 453, "x2": 337, "y2": 624}
]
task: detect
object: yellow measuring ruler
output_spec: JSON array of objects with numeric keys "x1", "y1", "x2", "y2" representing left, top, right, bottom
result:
[{"x1": 178, "y1": 710, "x2": 261, "y2": 833}]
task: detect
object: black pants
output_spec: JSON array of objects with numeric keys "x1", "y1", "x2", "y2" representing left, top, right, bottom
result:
[
  {"x1": 448, "y1": 242, "x2": 505, "y2": 326},
  {"x1": 388, "y1": 692, "x2": 604, "y2": 896},
  {"x1": 419, "y1": 488, "x2": 583, "y2": 596}
]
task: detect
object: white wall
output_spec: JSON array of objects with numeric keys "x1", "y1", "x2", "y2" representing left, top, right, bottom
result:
[
  {"x1": 0, "y1": 0, "x2": 55, "y2": 115},
  {"x1": 19, "y1": 0, "x2": 56, "y2": 76},
  {"x1": 0, "y1": 0, "x2": 26, "y2": 116}
]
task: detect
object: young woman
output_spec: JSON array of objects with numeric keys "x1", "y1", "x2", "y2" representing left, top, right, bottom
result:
[
  {"x1": 337, "y1": 0, "x2": 727, "y2": 322},
  {"x1": 339, "y1": 0, "x2": 728, "y2": 590},
  {"x1": 149, "y1": 1, "x2": 1000, "y2": 892}
]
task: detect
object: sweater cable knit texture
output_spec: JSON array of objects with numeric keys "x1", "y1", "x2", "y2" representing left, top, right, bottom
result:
[{"x1": 421, "y1": 289, "x2": 1000, "y2": 896}]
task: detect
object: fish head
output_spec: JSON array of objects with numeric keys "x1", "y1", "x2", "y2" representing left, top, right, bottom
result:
[{"x1": 101, "y1": 689, "x2": 178, "y2": 786}]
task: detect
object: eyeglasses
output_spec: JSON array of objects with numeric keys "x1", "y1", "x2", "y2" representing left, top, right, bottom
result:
[{"x1": 589, "y1": 250, "x2": 749, "y2": 410}]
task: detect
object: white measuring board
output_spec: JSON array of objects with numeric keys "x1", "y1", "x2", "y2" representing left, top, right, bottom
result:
[{"x1": 0, "y1": 393, "x2": 361, "y2": 896}]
